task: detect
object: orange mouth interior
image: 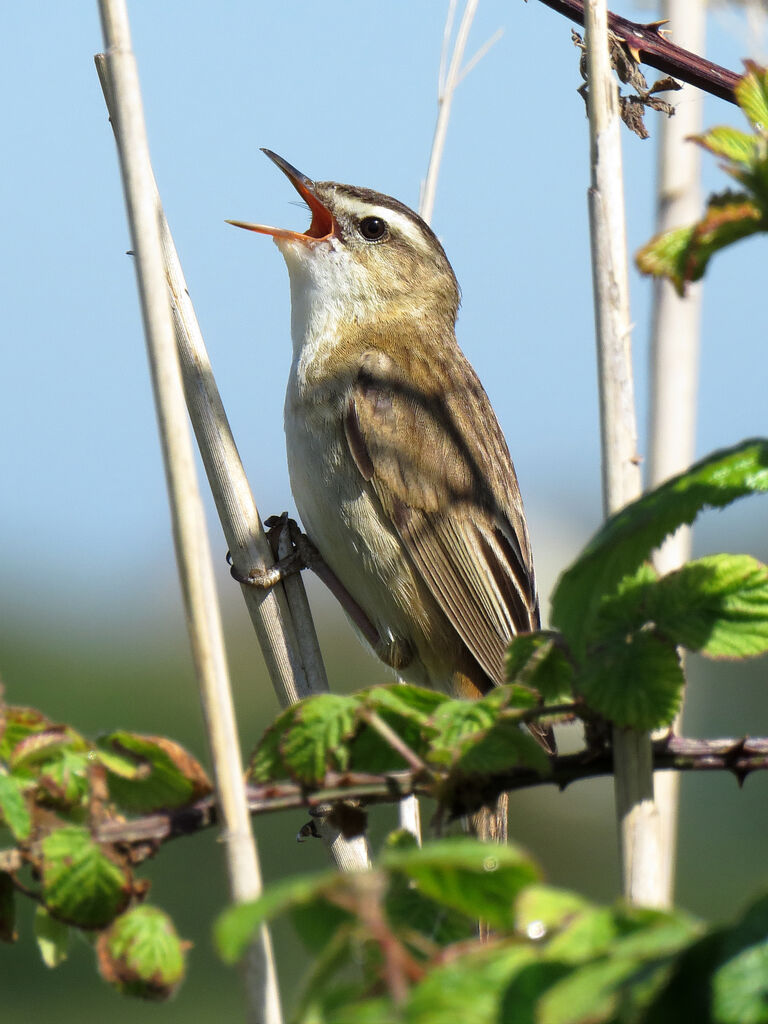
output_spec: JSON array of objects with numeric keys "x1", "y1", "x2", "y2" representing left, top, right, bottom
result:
[{"x1": 227, "y1": 155, "x2": 334, "y2": 243}]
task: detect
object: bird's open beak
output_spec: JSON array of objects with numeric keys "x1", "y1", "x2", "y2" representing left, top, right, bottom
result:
[{"x1": 226, "y1": 149, "x2": 335, "y2": 244}]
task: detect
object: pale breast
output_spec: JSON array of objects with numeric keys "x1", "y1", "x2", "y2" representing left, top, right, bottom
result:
[{"x1": 284, "y1": 379, "x2": 433, "y2": 664}]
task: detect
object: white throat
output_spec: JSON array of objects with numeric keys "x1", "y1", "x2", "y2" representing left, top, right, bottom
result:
[{"x1": 277, "y1": 236, "x2": 365, "y2": 391}]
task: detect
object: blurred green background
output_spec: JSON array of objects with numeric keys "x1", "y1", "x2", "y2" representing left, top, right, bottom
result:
[{"x1": 2, "y1": 0, "x2": 768, "y2": 1020}]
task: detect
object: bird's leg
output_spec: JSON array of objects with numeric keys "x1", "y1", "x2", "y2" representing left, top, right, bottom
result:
[
  {"x1": 282, "y1": 518, "x2": 414, "y2": 672},
  {"x1": 228, "y1": 514, "x2": 305, "y2": 589},
  {"x1": 233, "y1": 515, "x2": 414, "y2": 672}
]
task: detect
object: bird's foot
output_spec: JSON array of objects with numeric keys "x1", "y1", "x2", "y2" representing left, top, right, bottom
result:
[
  {"x1": 228, "y1": 513, "x2": 310, "y2": 588},
  {"x1": 233, "y1": 514, "x2": 413, "y2": 673},
  {"x1": 229, "y1": 549, "x2": 304, "y2": 588}
]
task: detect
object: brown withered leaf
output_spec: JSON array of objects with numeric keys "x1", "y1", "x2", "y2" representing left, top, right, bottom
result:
[{"x1": 572, "y1": 29, "x2": 681, "y2": 139}]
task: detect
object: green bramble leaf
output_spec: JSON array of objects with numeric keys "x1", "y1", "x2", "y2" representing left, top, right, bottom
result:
[
  {"x1": 452, "y1": 715, "x2": 551, "y2": 777},
  {"x1": 535, "y1": 907, "x2": 700, "y2": 1024},
  {"x1": 361, "y1": 682, "x2": 448, "y2": 723},
  {"x1": 248, "y1": 708, "x2": 291, "y2": 783},
  {"x1": 0, "y1": 706, "x2": 60, "y2": 762},
  {"x1": 96, "y1": 905, "x2": 186, "y2": 1001},
  {"x1": 736, "y1": 61, "x2": 768, "y2": 134},
  {"x1": 215, "y1": 869, "x2": 346, "y2": 964},
  {"x1": 406, "y1": 944, "x2": 536, "y2": 1024},
  {"x1": 515, "y1": 885, "x2": 591, "y2": 939},
  {"x1": 41, "y1": 826, "x2": 131, "y2": 929},
  {"x1": 506, "y1": 632, "x2": 575, "y2": 702},
  {"x1": 348, "y1": 684, "x2": 446, "y2": 773},
  {"x1": 279, "y1": 694, "x2": 359, "y2": 785},
  {"x1": 636, "y1": 64, "x2": 768, "y2": 295},
  {"x1": 34, "y1": 907, "x2": 70, "y2": 967},
  {"x1": 652, "y1": 554, "x2": 768, "y2": 658},
  {"x1": 383, "y1": 829, "x2": 474, "y2": 946},
  {"x1": 636, "y1": 193, "x2": 763, "y2": 296},
  {"x1": 695, "y1": 126, "x2": 759, "y2": 167},
  {"x1": 635, "y1": 223, "x2": 696, "y2": 289},
  {"x1": 9, "y1": 727, "x2": 88, "y2": 771},
  {"x1": 250, "y1": 694, "x2": 361, "y2": 784},
  {"x1": 427, "y1": 697, "x2": 500, "y2": 767},
  {"x1": 381, "y1": 837, "x2": 540, "y2": 931},
  {"x1": 99, "y1": 733, "x2": 212, "y2": 813},
  {"x1": 576, "y1": 630, "x2": 683, "y2": 730},
  {"x1": 551, "y1": 440, "x2": 768, "y2": 657},
  {"x1": 0, "y1": 773, "x2": 31, "y2": 840},
  {"x1": 36, "y1": 749, "x2": 92, "y2": 812},
  {"x1": 645, "y1": 892, "x2": 768, "y2": 1022},
  {"x1": 713, "y1": 940, "x2": 768, "y2": 1024}
]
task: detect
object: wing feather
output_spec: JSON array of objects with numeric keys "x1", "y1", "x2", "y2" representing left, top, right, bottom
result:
[{"x1": 346, "y1": 344, "x2": 538, "y2": 688}]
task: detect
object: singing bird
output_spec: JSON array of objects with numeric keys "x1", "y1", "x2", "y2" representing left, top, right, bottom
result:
[{"x1": 230, "y1": 151, "x2": 553, "y2": 784}]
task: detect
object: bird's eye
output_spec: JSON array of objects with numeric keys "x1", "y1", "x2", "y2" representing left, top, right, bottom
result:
[{"x1": 358, "y1": 216, "x2": 387, "y2": 241}]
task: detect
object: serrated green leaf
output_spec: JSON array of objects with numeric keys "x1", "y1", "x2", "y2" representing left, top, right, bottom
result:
[
  {"x1": 515, "y1": 884, "x2": 592, "y2": 938},
  {"x1": 323, "y1": 998, "x2": 400, "y2": 1024},
  {"x1": 0, "y1": 706, "x2": 56, "y2": 762},
  {"x1": 248, "y1": 708, "x2": 293, "y2": 782},
  {"x1": 695, "y1": 126, "x2": 759, "y2": 166},
  {"x1": 301, "y1": 990, "x2": 398, "y2": 1024},
  {"x1": 428, "y1": 699, "x2": 498, "y2": 767},
  {"x1": 406, "y1": 944, "x2": 535, "y2": 1024},
  {"x1": 9, "y1": 727, "x2": 88, "y2": 770},
  {"x1": 0, "y1": 872, "x2": 16, "y2": 943},
  {"x1": 96, "y1": 905, "x2": 186, "y2": 1001},
  {"x1": 737, "y1": 62, "x2": 768, "y2": 133},
  {"x1": 279, "y1": 695, "x2": 359, "y2": 785},
  {"x1": 384, "y1": 830, "x2": 474, "y2": 946},
  {"x1": 506, "y1": 632, "x2": 575, "y2": 701},
  {"x1": 591, "y1": 562, "x2": 660, "y2": 644},
  {"x1": 652, "y1": 554, "x2": 768, "y2": 658},
  {"x1": 637, "y1": 193, "x2": 763, "y2": 295},
  {"x1": 350, "y1": 686, "x2": 443, "y2": 774},
  {"x1": 536, "y1": 954, "x2": 646, "y2": 1024},
  {"x1": 713, "y1": 941, "x2": 768, "y2": 1024},
  {"x1": 215, "y1": 869, "x2": 343, "y2": 963},
  {"x1": 545, "y1": 904, "x2": 695, "y2": 966},
  {"x1": 636, "y1": 223, "x2": 696, "y2": 290},
  {"x1": 291, "y1": 930, "x2": 362, "y2": 1024},
  {"x1": 453, "y1": 715, "x2": 551, "y2": 776},
  {"x1": 382, "y1": 837, "x2": 539, "y2": 931},
  {"x1": 34, "y1": 906, "x2": 70, "y2": 967},
  {"x1": 711, "y1": 892, "x2": 768, "y2": 1024},
  {"x1": 577, "y1": 630, "x2": 684, "y2": 730},
  {"x1": 0, "y1": 773, "x2": 31, "y2": 840},
  {"x1": 41, "y1": 826, "x2": 131, "y2": 928},
  {"x1": 361, "y1": 683, "x2": 448, "y2": 723},
  {"x1": 545, "y1": 906, "x2": 623, "y2": 964},
  {"x1": 99, "y1": 732, "x2": 212, "y2": 813},
  {"x1": 551, "y1": 440, "x2": 768, "y2": 656},
  {"x1": 539, "y1": 908, "x2": 701, "y2": 1024},
  {"x1": 290, "y1": 899, "x2": 355, "y2": 957},
  {"x1": 36, "y1": 748, "x2": 92, "y2": 811}
]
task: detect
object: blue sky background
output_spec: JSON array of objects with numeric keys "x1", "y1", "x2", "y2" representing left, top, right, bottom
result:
[{"x1": 1, "y1": 2, "x2": 764, "y2": 629}]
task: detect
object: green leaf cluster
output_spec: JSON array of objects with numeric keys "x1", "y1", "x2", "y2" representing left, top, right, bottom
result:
[
  {"x1": 217, "y1": 830, "x2": 768, "y2": 1024},
  {"x1": 0, "y1": 703, "x2": 202, "y2": 999},
  {"x1": 248, "y1": 679, "x2": 551, "y2": 806},
  {"x1": 533, "y1": 440, "x2": 768, "y2": 730},
  {"x1": 637, "y1": 62, "x2": 768, "y2": 293}
]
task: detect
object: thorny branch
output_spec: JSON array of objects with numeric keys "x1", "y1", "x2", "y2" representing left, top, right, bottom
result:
[
  {"x1": 61, "y1": 735, "x2": 768, "y2": 862},
  {"x1": 532, "y1": 0, "x2": 741, "y2": 104}
]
